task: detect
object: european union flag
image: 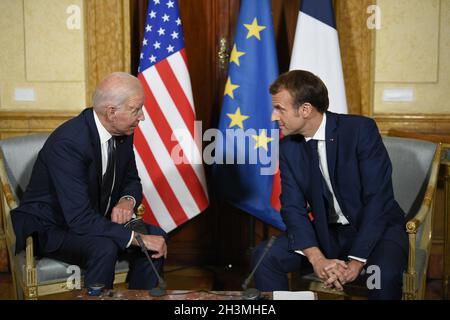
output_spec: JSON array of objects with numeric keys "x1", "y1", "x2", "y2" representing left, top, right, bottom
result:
[{"x1": 213, "y1": 0, "x2": 285, "y2": 230}]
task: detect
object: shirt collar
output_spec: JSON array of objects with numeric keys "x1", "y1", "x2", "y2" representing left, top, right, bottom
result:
[
  {"x1": 305, "y1": 113, "x2": 327, "y2": 142},
  {"x1": 93, "y1": 109, "x2": 112, "y2": 145}
]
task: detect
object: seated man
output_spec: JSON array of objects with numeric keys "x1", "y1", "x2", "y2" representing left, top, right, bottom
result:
[
  {"x1": 11, "y1": 72, "x2": 167, "y2": 290},
  {"x1": 252, "y1": 70, "x2": 408, "y2": 300}
]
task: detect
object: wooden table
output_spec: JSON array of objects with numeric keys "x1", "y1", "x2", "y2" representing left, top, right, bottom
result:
[
  {"x1": 39, "y1": 288, "x2": 351, "y2": 300},
  {"x1": 69, "y1": 289, "x2": 273, "y2": 300}
]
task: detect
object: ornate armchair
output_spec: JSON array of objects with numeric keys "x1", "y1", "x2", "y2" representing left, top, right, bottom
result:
[
  {"x1": 0, "y1": 134, "x2": 130, "y2": 299},
  {"x1": 295, "y1": 136, "x2": 441, "y2": 300},
  {"x1": 384, "y1": 136, "x2": 441, "y2": 299}
]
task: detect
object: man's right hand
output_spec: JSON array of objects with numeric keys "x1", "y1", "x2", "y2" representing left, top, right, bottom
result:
[
  {"x1": 303, "y1": 247, "x2": 347, "y2": 291},
  {"x1": 132, "y1": 233, "x2": 167, "y2": 259}
]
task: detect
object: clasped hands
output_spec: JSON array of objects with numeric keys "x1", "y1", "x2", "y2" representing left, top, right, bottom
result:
[
  {"x1": 110, "y1": 198, "x2": 167, "y2": 259},
  {"x1": 311, "y1": 256, "x2": 364, "y2": 291}
]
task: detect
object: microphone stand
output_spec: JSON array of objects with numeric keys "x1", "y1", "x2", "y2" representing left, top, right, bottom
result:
[
  {"x1": 241, "y1": 236, "x2": 277, "y2": 300},
  {"x1": 135, "y1": 233, "x2": 167, "y2": 297}
]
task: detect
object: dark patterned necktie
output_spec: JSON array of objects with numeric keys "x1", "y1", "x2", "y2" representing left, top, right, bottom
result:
[
  {"x1": 307, "y1": 139, "x2": 338, "y2": 223},
  {"x1": 100, "y1": 137, "x2": 116, "y2": 217}
]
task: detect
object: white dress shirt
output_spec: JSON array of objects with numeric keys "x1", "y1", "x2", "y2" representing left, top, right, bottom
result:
[
  {"x1": 296, "y1": 113, "x2": 366, "y2": 264},
  {"x1": 304, "y1": 113, "x2": 349, "y2": 225},
  {"x1": 93, "y1": 110, "x2": 135, "y2": 248}
]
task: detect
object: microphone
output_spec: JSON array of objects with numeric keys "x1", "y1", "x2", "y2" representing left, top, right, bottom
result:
[
  {"x1": 134, "y1": 233, "x2": 167, "y2": 297},
  {"x1": 241, "y1": 236, "x2": 277, "y2": 300},
  {"x1": 125, "y1": 218, "x2": 166, "y2": 297}
]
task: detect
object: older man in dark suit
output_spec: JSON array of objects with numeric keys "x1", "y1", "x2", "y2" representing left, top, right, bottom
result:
[
  {"x1": 11, "y1": 72, "x2": 167, "y2": 290},
  {"x1": 252, "y1": 70, "x2": 408, "y2": 299}
]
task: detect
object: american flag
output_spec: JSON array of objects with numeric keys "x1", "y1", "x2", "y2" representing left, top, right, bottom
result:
[{"x1": 134, "y1": 0, "x2": 208, "y2": 232}]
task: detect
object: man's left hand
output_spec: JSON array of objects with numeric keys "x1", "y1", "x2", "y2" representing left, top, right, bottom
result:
[
  {"x1": 323, "y1": 262, "x2": 348, "y2": 290},
  {"x1": 111, "y1": 198, "x2": 134, "y2": 224},
  {"x1": 342, "y1": 259, "x2": 365, "y2": 284}
]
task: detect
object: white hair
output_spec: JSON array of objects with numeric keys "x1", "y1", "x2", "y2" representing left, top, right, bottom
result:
[{"x1": 92, "y1": 72, "x2": 143, "y2": 114}]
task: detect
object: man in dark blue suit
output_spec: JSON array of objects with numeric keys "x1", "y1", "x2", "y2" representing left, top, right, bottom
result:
[
  {"x1": 252, "y1": 70, "x2": 408, "y2": 299},
  {"x1": 11, "y1": 72, "x2": 167, "y2": 290}
]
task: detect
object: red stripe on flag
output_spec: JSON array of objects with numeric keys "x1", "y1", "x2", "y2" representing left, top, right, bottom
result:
[
  {"x1": 270, "y1": 134, "x2": 284, "y2": 211},
  {"x1": 155, "y1": 59, "x2": 195, "y2": 137},
  {"x1": 180, "y1": 48, "x2": 188, "y2": 65},
  {"x1": 138, "y1": 73, "x2": 209, "y2": 212},
  {"x1": 270, "y1": 167, "x2": 281, "y2": 211},
  {"x1": 134, "y1": 127, "x2": 190, "y2": 225},
  {"x1": 141, "y1": 196, "x2": 160, "y2": 227}
]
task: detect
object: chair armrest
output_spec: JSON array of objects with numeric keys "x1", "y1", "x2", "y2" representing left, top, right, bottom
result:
[
  {"x1": 405, "y1": 143, "x2": 442, "y2": 234},
  {"x1": 404, "y1": 143, "x2": 441, "y2": 290},
  {"x1": 0, "y1": 154, "x2": 18, "y2": 210},
  {"x1": 25, "y1": 236, "x2": 36, "y2": 285},
  {"x1": 0, "y1": 155, "x2": 18, "y2": 250},
  {"x1": 136, "y1": 203, "x2": 145, "y2": 218}
]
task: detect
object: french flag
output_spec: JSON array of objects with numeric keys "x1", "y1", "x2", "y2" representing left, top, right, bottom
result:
[{"x1": 290, "y1": 0, "x2": 348, "y2": 114}]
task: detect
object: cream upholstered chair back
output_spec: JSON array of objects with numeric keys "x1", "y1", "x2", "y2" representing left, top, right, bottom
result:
[
  {"x1": 0, "y1": 134, "x2": 48, "y2": 200},
  {"x1": 383, "y1": 136, "x2": 437, "y2": 220}
]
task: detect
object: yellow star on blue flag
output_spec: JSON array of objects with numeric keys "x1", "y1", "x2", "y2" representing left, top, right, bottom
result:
[
  {"x1": 252, "y1": 130, "x2": 273, "y2": 151},
  {"x1": 227, "y1": 107, "x2": 249, "y2": 129},
  {"x1": 230, "y1": 44, "x2": 246, "y2": 66},
  {"x1": 244, "y1": 17, "x2": 266, "y2": 40}
]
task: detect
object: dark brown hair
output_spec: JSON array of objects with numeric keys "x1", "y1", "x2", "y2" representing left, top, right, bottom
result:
[{"x1": 269, "y1": 70, "x2": 329, "y2": 113}]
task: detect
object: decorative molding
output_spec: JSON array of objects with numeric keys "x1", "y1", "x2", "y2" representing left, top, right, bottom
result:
[
  {"x1": 366, "y1": 2, "x2": 449, "y2": 134},
  {"x1": 0, "y1": 1, "x2": 132, "y2": 138},
  {"x1": 0, "y1": 112, "x2": 77, "y2": 119},
  {"x1": 85, "y1": 0, "x2": 131, "y2": 106},
  {"x1": 336, "y1": 1, "x2": 449, "y2": 135},
  {"x1": 335, "y1": 0, "x2": 375, "y2": 116},
  {"x1": 374, "y1": 114, "x2": 450, "y2": 135},
  {"x1": 0, "y1": 111, "x2": 77, "y2": 139},
  {"x1": 0, "y1": 0, "x2": 131, "y2": 139}
]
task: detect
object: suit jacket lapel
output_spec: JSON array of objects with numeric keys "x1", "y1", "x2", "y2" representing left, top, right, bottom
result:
[
  {"x1": 84, "y1": 108, "x2": 103, "y2": 191},
  {"x1": 325, "y1": 112, "x2": 338, "y2": 191}
]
